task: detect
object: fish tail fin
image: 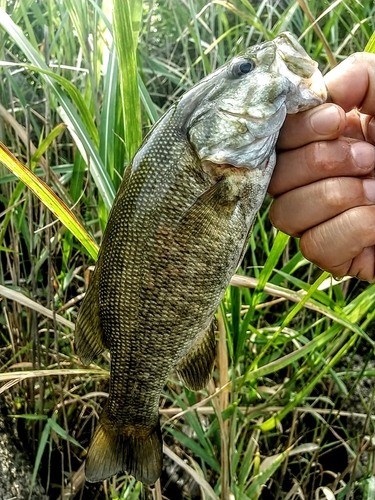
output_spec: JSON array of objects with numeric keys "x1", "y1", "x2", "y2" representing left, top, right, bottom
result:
[
  {"x1": 75, "y1": 269, "x2": 106, "y2": 365},
  {"x1": 85, "y1": 409, "x2": 163, "y2": 485}
]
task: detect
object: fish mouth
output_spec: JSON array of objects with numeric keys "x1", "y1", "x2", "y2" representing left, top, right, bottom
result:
[
  {"x1": 220, "y1": 108, "x2": 265, "y2": 122},
  {"x1": 219, "y1": 95, "x2": 286, "y2": 123}
]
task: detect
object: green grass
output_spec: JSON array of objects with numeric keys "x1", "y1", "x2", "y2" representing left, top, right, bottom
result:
[{"x1": 0, "y1": 0, "x2": 375, "y2": 499}]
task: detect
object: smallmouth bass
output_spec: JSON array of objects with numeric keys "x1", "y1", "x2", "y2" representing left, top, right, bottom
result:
[{"x1": 76, "y1": 32, "x2": 326, "y2": 484}]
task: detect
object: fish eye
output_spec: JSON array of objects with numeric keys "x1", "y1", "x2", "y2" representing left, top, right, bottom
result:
[{"x1": 232, "y1": 59, "x2": 255, "y2": 77}]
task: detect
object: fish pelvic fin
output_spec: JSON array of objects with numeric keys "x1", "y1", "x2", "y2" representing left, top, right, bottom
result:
[
  {"x1": 85, "y1": 410, "x2": 163, "y2": 485},
  {"x1": 75, "y1": 269, "x2": 106, "y2": 365},
  {"x1": 176, "y1": 320, "x2": 216, "y2": 391}
]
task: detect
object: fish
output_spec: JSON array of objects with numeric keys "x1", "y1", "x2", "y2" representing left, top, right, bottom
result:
[{"x1": 75, "y1": 32, "x2": 327, "y2": 485}]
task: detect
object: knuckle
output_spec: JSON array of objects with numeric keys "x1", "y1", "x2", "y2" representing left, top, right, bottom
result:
[
  {"x1": 299, "y1": 205, "x2": 375, "y2": 276},
  {"x1": 342, "y1": 52, "x2": 375, "y2": 71},
  {"x1": 322, "y1": 177, "x2": 364, "y2": 211},
  {"x1": 346, "y1": 53, "x2": 365, "y2": 65},
  {"x1": 323, "y1": 178, "x2": 343, "y2": 212},
  {"x1": 299, "y1": 229, "x2": 322, "y2": 265},
  {"x1": 343, "y1": 206, "x2": 370, "y2": 235},
  {"x1": 347, "y1": 247, "x2": 375, "y2": 283},
  {"x1": 345, "y1": 52, "x2": 375, "y2": 66}
]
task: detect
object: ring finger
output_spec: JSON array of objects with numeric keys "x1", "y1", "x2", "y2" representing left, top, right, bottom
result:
[{"x1": 270, "y1": 177, "x2": 375, "y2": 237}]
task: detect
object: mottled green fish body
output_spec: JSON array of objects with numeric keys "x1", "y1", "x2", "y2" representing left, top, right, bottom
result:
[{"x1": 76, "y1": 32, "x2": 326, "y2": 484}]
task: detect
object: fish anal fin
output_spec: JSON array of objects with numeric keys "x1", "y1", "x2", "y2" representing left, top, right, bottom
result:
[
  {"x1": 75, "y1": 269, "x2": 106, "y2": 365},
  {"x1": 176, "y1": 321, "x2": 216, "y2": 391},
  {"x1": 85, "y1": 409, "x2": 163, "y2": 485}
]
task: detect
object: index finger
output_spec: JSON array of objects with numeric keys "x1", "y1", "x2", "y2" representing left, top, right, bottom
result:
[
  {"x1": 326, "y1": 52, "x2": 375, "y2": 115},
  {"x1": 277, "y1": 52, "x2": 375, "y2": 150}
]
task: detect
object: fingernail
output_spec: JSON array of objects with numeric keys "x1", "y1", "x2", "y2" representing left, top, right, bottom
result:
[
  {"x1": 351, "y1": 142, "x2": 375, "y2": 170},
  {"x1": 309, "y1": 105, "x2": 341, "y2": 135},
  {"x1": 363, "y1": 178, "x2": 375, "y2": 203}
]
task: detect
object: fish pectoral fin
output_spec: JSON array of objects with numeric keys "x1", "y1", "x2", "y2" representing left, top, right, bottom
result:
[
  {"x1": 85, "y1": 408, "x2": 163, "y2": 485},
  {"x1": 176, "y1": 320, "x2": 216, "y2": 391},
  {"x1": 75, "y1": 269, "x2": 106, "y2": 365},
  {"x1": 178, "y1": 178, "x2": 231, "y2": 236}
]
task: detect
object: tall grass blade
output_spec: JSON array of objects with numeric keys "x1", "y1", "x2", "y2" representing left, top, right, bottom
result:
[
  {"x1": 99, "y1": 42, "x2": 119, "y2": 181},
  {"x1": 365, "y1": 31, "x2": 375, "y2": 53},
  {"x1": 31, "y1": 124, "x2": 67, "y2": 168},
  {"x1": 30, "y1": 420, "x2": 51, "y2": 500},
  {"x1": 0, "y1": 284, "x2": 75, "y2": 329},
  {"x1": 245, "y1": 447, "x2": 291, "y2": 498},
  {"x1": 0, "y1": 143, "x2": 99, "y2": 260},
  {"x1": 0, "y1": 369, "x2": 108, "y2": 386},
  {"x1": 113, "y1": 0, "x2": 143, "y2": 162},
  {"x1": 165, "y1": 426, "x2": 220, "y2": 474}
]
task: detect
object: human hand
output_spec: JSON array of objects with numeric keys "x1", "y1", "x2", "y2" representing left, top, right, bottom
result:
[{"x1": 269, "y1": 53, "x2": 375, "y2": 282}]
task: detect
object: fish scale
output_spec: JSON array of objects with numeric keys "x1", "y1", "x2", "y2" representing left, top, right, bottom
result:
[{"x1": 75, "y1": 32, "x2": 327, "y2": 485}]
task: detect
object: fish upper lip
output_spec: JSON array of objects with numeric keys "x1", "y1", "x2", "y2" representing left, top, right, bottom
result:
[{"x1": 219, "y1": 100, "x2": 285, "y2": 122}]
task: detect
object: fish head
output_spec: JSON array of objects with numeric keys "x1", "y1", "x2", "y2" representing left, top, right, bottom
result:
[{"x1": 179, "y1": 32, "x2": 327, "y2": 170}]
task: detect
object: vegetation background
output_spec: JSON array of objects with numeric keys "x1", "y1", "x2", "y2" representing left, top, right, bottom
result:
[{"x1": 0, "y1": 0, "x2": 375, "y2": 499}]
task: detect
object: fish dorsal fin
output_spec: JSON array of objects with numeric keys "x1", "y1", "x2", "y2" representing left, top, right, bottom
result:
[
  {"x1": 176, "y1": 320, "x2": 216, "y2": 391},
  {"x1": 75, "y1": 269, "x2": 106, "y2": 365}
]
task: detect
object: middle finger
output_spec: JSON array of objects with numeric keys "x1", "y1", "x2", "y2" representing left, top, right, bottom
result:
[{"x1": 269, "y1": 138, "x2": 375, "y2": 197}]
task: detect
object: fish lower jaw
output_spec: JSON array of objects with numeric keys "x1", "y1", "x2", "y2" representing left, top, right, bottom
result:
[{"x1": 202, "y1": 159, "x2": 246, "y2": 175}]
